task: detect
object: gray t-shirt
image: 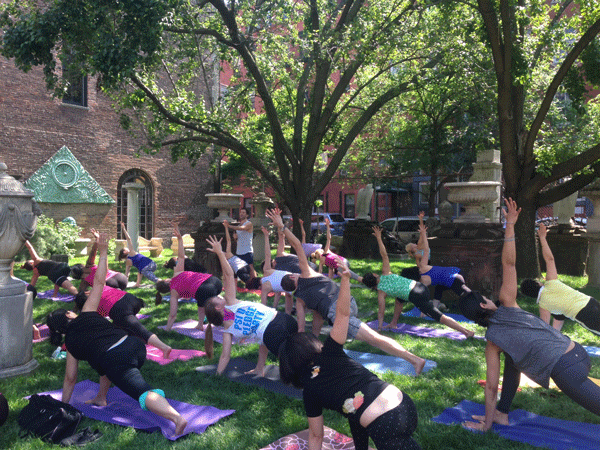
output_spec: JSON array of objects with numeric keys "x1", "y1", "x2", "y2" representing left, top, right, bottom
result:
[{"x1": 485, "y1": 306, "x2": 570, "y2": 387}]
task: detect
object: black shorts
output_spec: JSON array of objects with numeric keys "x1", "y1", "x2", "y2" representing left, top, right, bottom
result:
[
  {"x1": 194, "y1": 276, "x2": 223, "y2": 308},
  {"x1": 263, "y1": 312, "x2": 298, "y2": 355}
]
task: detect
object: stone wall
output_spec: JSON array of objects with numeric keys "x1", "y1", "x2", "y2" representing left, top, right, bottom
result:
[{"x1": 0, "y1": 57, "x2": 214, "y2": 238}]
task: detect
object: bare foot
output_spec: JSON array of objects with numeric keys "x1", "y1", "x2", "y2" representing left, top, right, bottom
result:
[
  {"x1": 33, "y1": 327, "x2": 41, "y2": 341},
  {"x1": 195, "y1": 322, "x2": 206, "y2": 331},
  {"x1": 471, "y1": 413, "x2": 509, "y2": 426},
  {"x1": 133, "y1": 283, "x2": 140, "y2": 288},
  {"x1": 163, "y1": 346, "x2": 172, "y2": 359},
  {"x1": 244, "y1": 367, "x2": 265, "y2": 377},
  {"x1": 382, "y1": 322, "x2": 397, "y2": 330},
  {"x1": 174, "y1": 415, "x2": 188, "y2": 435},
  {"x1": 463, "y1": 329, "x2": 475, "y2": 339},
  {"x1": 85, "y1": 397, "x2": 107, "y2": 407},
  {"x1": 414, "y1": 358, "x2": 426, "y2": 376}
]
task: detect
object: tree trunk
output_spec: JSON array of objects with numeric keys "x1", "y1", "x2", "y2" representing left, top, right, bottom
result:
[{"x1": 515, "y1": 203, "x2": 540, "y2": 279}]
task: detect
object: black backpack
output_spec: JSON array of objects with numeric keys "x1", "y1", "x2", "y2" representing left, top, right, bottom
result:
[{"x1": 18, "y1": 394, "x2": 82, "y2": 444}]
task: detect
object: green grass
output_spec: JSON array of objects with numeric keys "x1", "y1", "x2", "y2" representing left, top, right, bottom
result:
[{"x1": 1, "y1": 250, "x2": 599, "y2": 449}]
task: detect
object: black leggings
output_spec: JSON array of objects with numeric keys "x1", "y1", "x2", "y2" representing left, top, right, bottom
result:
[
  {"x1": 348, "y1": 392, "x2": 420, "y2": 450},
  {"x1": 550, "y1": 342, "x2": 600, "y2": 416},
  {"x1": 404, "y1": 282, "x2": 443, "y2": 322},
  {"x1": 574, "y1": 298, "x2": 600, "y2": 336},
  {"x1": 108, "y1": 294, "x2": 152, "y2": 343},
  {"x1": 433, "y1": 278, "x2": 468, "y2": 301},
  {"x1": 262, "y1": 312, "x2": 298, "y2": 355},
  {"x1": 106, "y1": 273, "x2": 128, "y2": 291},
  {"x1": 99, "y1": 337, "x2": 152, "y2": 400},
  {"x1": 195, "y1": 276, "x2": 223, "y2": 307}
]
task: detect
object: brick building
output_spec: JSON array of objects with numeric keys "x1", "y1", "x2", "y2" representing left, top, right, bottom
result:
[{"x1": 0, "y1": 57, "x2": 215, "y2": 240}]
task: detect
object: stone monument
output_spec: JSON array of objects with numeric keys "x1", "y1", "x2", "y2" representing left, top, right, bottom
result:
[
  {"x1": 342, "y1": 184, "x2": 379, "y2": 258},
  {"x1": 251, "y1": 192, "x2": 275, "y2": 262},
  {"x1": 356, "y1": 184, "x2": 374, "y2": 220},
  {"x1": 581, "y1": 181, "x2": 600, "y2": 288},
  {"x1": 0, "y1": 162, "x2": 41, "y2": 378}
]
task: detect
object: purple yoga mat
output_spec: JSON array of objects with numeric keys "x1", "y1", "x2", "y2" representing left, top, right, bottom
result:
[
  {"x1": 160, "y1": 319, "x2": 259, "y2": 345},
  {"x1": 34, "y1": 380, "x2": 235, "y2": 440},
  {"x1": 33, "y1": 323, "x2": 49, "y2": 343},
  {"x1": 37, "y1": 289, "x2": 75, "y2": 302},
  {"x1": 367, "y1": 320, "x2": 483, "y2": 341}
]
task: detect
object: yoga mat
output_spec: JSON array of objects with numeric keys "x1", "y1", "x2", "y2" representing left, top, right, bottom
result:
[
  {"x1": 37, "y1": 289, "x2": 75, "y2": 302},
  {"x1": 195, "y1": 357, "x2": 303, "y2": 399},
  {"x1": 145, "y1": 345, "x2": 206, "y2": 365},
  {"x1": 432, "y1": 399, "x2": 600, "y2": 450},
  {"x1": 478, "y1": 375, "x2": 600, "y2": 391},
  {"x1": 583, "y1": 346, "x2": 600, "y2": 358},
  {"x1": 403, "y1": 307, "x2": 473, "y2": 323},
  {"x1": 136, "y1": 314, "x2": 150, "y2": 320},
  {"x1": 343, "y1": 349, "x2": 436, "y2": 376},
  {"x1": 260, "y1": 426, "x2": 375, "y2": 450},
  {"x1": 366, "y1": 320, "x2": 482, "y2": 341},
  {"x1": 159, "y1": 319, "x2": 258, "y2": 345},
  {"x1": 159, "y1": 295, "x2": 195, "y2": 303},
  {"x1": 34, "y1": 380, "x2": 235, "y2": 441},
  {"x1": 236, "y1": 286, "x2": 274, "y2": 296},
  {"x1": 33, "y1": 323, "x2": 49, "y2": 343}
]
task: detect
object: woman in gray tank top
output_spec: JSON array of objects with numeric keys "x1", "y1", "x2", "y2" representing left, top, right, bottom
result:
[{"x1": 459, "y1": 198, "x2": 600, "y2": 432}]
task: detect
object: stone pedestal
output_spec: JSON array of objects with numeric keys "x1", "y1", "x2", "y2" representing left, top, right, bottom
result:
[
  {"x1": 206, "y1": 193, "x2": 243, "y2": 223},
  {"x1": 191, "y1": 222, "x2": 228, "y2": 277},
  {"x1": 124, "y1": 183, "x2": 144, "y2": 251},
  {"x1": 342, "y1": 219, "x2": 379, "y2": 258},
  {"x1": 0, "y1": 288, "x2": 38, "y2": 378},
  {"x1": 581, "y1": 180, "x2": 600, "y2": 288},
  {"x1": 251, "y1": 192, "x2": 274, "y2": 263}
]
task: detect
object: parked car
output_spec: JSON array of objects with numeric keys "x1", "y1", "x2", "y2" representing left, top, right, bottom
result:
[
  {"x1": 311, "y1": 213, "x2": 346, "y2": 239},
  {"x1": 379, "y1": 216, "x2": 439, "y2": 246}
]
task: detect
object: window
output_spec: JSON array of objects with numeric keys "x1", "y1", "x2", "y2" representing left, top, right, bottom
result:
[
  {"x1": 117, "y1": 169, "x2": 154, "y2": 239},
  {"x1": 345, "y1": 193, "x2": 355, "y2": 218},
  {"x1": 61, "y1": 53, "x2": 88, "y2": 107},
  {"x1": 419, "y1": 181, "x2": 438, "y2": 205}
]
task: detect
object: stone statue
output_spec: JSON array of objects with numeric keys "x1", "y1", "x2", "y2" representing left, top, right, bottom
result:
[{"x1": 356, "y1": 184, "x2": 374, "y2": 220}]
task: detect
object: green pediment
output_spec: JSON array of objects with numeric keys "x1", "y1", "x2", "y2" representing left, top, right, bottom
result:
[{"x1": 25, "y1": 146, "x2": 115, "y2": 204}]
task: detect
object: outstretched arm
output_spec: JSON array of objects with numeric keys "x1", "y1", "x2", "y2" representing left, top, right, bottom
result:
[
  {"x1": 173, "y1": 222, "x2": 186, "y2": 275},
  {"x1": 330, "y1": 258, "x2": 351, "y2": 345},
  {"x1": 206, "y1": 235, "x2": 236, "y2": 304},
  {"x1": 299, "y1": 218, "x2": 307, "y2": 244},
  {"x1": 416, "y1": 211, "x2": 430, "y2": 269},
  {"x1": 276, "y1": 226, "x2": 286, "y2": 257},
  {"x1": 267, "y1": 208, "x2": 311, "y2": 276},
  {"x1": 323, "y1": 218, "x2": 331, "y2": 253},
  {"x1": 85, "y1": 229, "x2": 100, "y2": 268},
  {"x1": 120, "y1": 222, "x2": 137, "y2": 255},
  {"x1": 223, "y1": 221, "x2": 234, "y2": 259},
  {"x1": 538, "y1": 224, "x2": 558, "y2": 281},
  {"x1": 372, "y1": 226, "x2": 391, "y2": 275},
  {"x1": 216, "y1": 332, "x2": 233, "y2": 375},
  {"x1": 24, "y1": 240, "x2": 42, "y2": 264},
  {"x1": 262, "y1": 226, "x2": 272, "y2": 270},
  {"x1": 498, "y1": 198, "x2": 521, "y2": 308},
  {"x1": 81, "y1": 233, "x2": 109, "y2": 313}
]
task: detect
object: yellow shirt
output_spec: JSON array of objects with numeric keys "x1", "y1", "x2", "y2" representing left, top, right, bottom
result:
[{"x1": 538, "y1": 279, "x2": 590, "y2": 319}]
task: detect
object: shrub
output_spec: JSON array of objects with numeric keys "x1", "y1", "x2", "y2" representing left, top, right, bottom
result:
[{"x1": 16, "y1": 215, "x2": 82, "y2": 260}]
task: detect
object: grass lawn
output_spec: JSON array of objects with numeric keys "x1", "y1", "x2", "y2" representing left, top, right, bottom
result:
[{"x1": 1, "y1": 249, "x2": 599, "y2": 449}]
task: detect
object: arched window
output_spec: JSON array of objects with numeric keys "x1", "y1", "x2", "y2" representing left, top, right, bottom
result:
[{"x1": 117, "y1": 169, "x2": 154, "y2": 239}]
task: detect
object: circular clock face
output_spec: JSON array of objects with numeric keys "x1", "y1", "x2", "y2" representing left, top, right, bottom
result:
[{"x1": 52, "y1": 161, "x2": 79, "y2": 188}]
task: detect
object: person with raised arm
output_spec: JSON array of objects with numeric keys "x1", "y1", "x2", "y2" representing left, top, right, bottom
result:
[
  {"x1": 46, "y1": 233, "x2": 187, "y2": 436},
  {"x1": 71, "y1": 229, "x2": 128, "y2": 291},
  {"x1": 460, "y1": 198, "x2": 600, "y2": 432},
  {"x1": 222, "y1": 220, "x2": 256, "y2": 287},
  {"x1": 520, "y1": 223, "x2": 600, "y2": 335},
  {"x1": 226, "y1": 207, "x2": 256, "y2": 279},
  {"x1": 156, "y1": 222, "x2": 221, "y2": 331},
  {"x1": 311, "y1": 218, "x2": 362, "y2": 281},
  {"x1": 298, "y1": 217, "x2": 322, "y2": 258},
  {"x1": 362, "y1": 226, "x2": 474, "y2": 338},
  {"x1": 267, "y1": 208, "x2": 426, "y2": 375},
  {"x1": 258, "y1": 226, "x2": 294, "y2": 314},
  {"x1": 279, "y1": 259, "x2": 421, "y2": 450},
  {"x1": 118, "y1": 222, "x2": 158, "y2": 287},
  {"x1": 22, "y1": 240, "x2": 78, "y2": 296},
  {"x1": 203, "y1": 235, "x2": 298, "y2": 376}
]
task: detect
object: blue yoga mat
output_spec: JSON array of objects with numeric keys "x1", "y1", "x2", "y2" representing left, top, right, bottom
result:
[
  {"x1": 403, "y1": 307, "x2": 473, "y2": 323},
  {"x1": 344, "y1": 349, "x2": 436, "y2": 376},
  {"x1": 583, "y1": 346, "x2": 600, "y2": 358},
  {"x1": 432, "y1": 399, "x2": 600, "y2": 450}
]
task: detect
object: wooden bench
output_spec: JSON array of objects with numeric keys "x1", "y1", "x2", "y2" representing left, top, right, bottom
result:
[
  {"x1": 171, "y1": 233, "x2": 195, "y2": 255},
  {"x1": 138, "y1": 236, "x2": 164, "y2": 257}
]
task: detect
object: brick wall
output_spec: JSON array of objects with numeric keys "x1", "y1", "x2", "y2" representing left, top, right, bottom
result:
[{"x1": 1, "y1": 57, "x2": 215, "y2": 239}]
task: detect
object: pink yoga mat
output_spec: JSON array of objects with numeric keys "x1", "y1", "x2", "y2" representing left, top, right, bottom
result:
[
  {"x1": 260, "y1": 426, "x2": 374, "y2": 450},
  {"x1": 145, "y1": 344, "x2": 206, "y2": 365}
]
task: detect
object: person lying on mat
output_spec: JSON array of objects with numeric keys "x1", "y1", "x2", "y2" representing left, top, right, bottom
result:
[
  {"x1": 256, "y1": 226, "x2": 294, "y2": 314},
  {"x1": 520, "y1": 223, "x2": 600, "y2": 335},
  {"x1": 46, "y1": 233, "x2": 187, "y2": 436},
  {"x1": 267, "y1": 208, "x2": 427, "y2": 376},
  {"x1": 279, "y1": 260, "x2": 422, "y2": 450},
  {"x1": 459, "y1": 198, "x2": 600, "y2": 432},
  {"x1": 71, "y1": 229, "x2": 128, "y2": 292},
  {"x1": 311, "y1": 217, "x2": 362, "y2": 282},
  {"x1": 204, "y1": 234, "x2": 298, "y2": 377},
  {"x1": 157, "y1": 223, "x2": 221, "y2": 332},
  {"x1": 74, "y1": 286, "x2": 171, "y2": 359},
  {"x1": 22, "y1": 240, "x2": 78, "y2": 296},
  {"x1": 405, "y1": 211, "x2": 472, "y2": 313},
  {"x1": 118, "y1": 221, "x2": 159, "y2": 288},
  {"x1": 362, "y1": 226, "x2": 474, "y2": 338},
  {"x1": 222, "y1": 220, "x2": 257, "y2": 287}
]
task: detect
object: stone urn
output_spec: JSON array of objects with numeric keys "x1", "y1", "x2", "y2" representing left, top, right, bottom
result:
[
  {"x1": 445, "y1": 181, "x2": 501, "y2": 223},
  {"x1": 0, "y1": 162, "x2": 41, "y2": 378},
  {"x1": 205, "y1": 193, "x2": 243, "y2": 223}
]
